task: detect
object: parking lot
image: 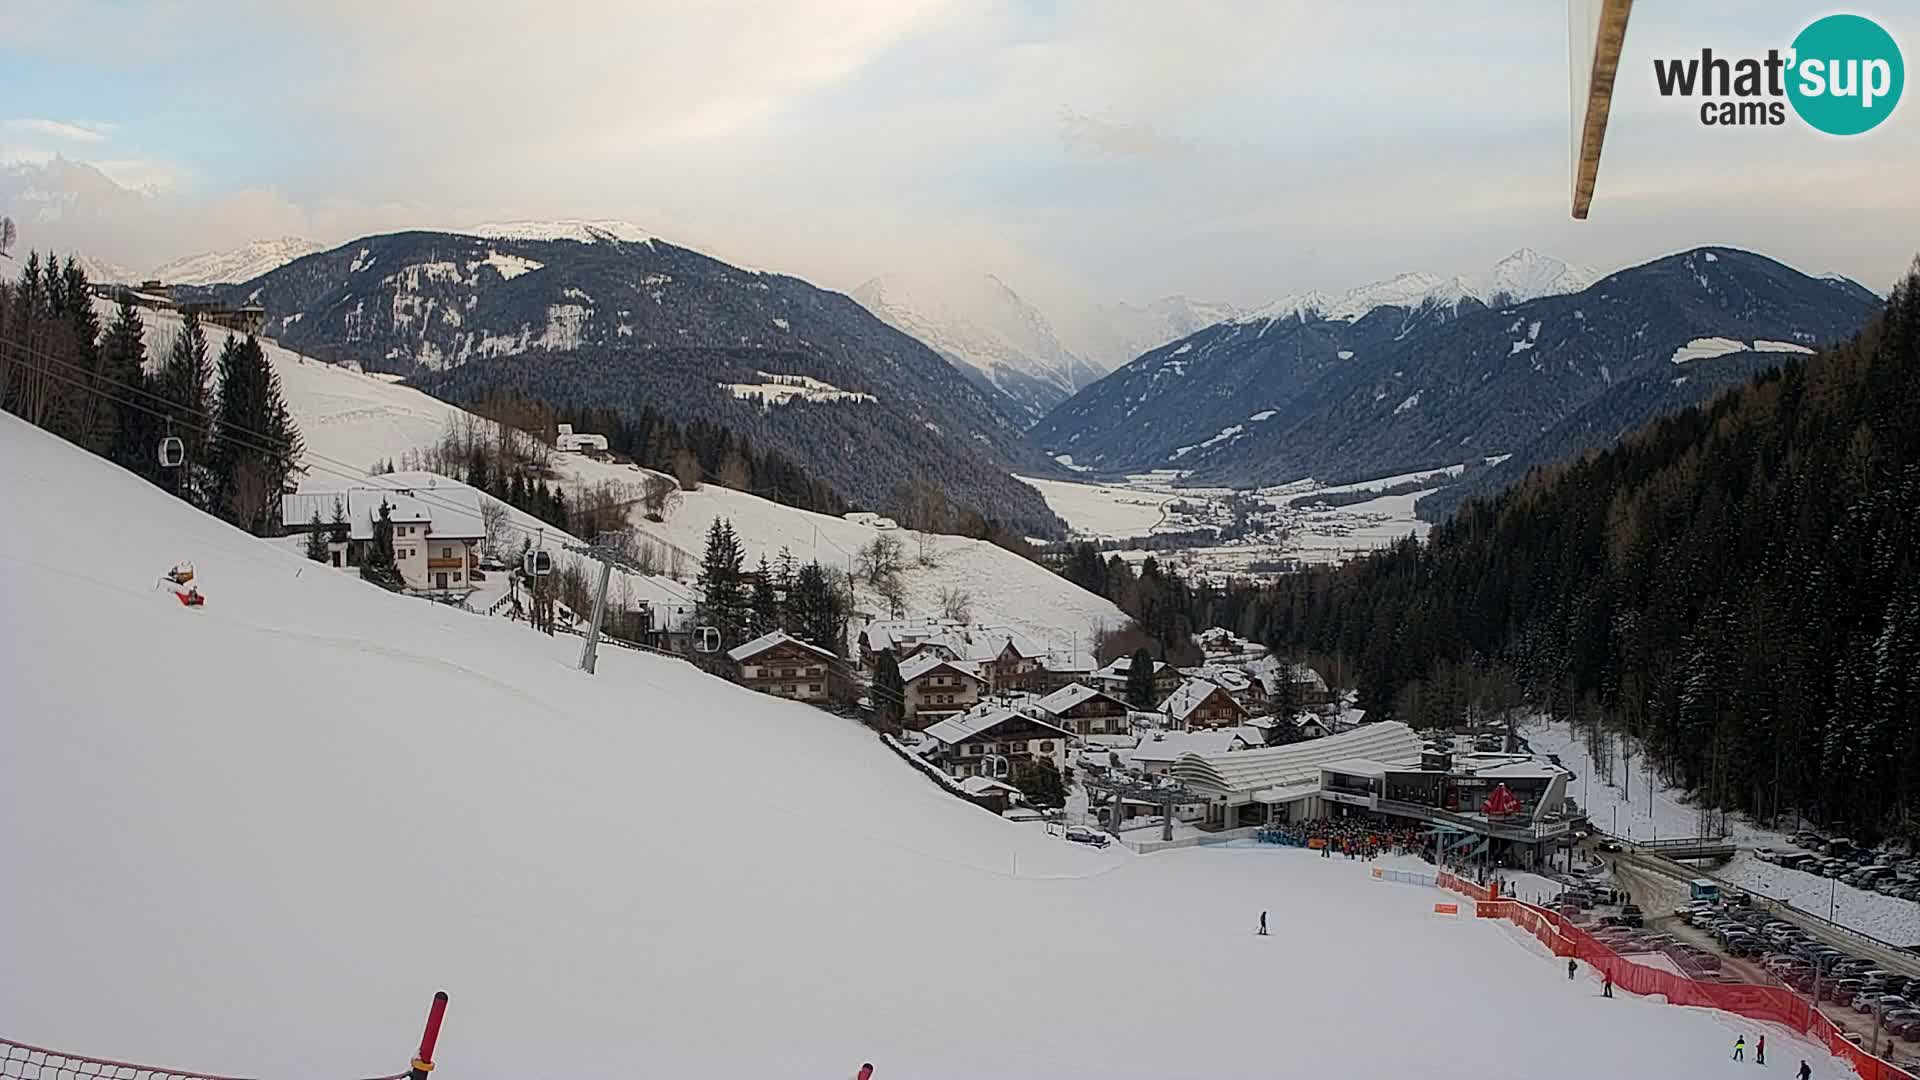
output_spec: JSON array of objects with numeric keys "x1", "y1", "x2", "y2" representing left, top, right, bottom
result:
[{"x1": 1597, "y1": 850, "x2": 1920, "y2": 1065}]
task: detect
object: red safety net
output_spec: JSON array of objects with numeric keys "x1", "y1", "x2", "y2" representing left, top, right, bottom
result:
[
  {"x1": 0, "y1": 1040, "x2": 405, "y2": 1080},
  {"x1": 1452, "y1": 890, "x2": 1919, "y2": 1080}
]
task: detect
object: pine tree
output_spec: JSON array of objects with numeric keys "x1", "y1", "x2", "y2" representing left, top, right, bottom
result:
[
  {"x1": 328, "y1": 497, "x2": 351, "y2": 544},
  {"x1": 872, "y1": 649, "x2": 906, "y2": 730},
  {"x1": 696, "y1": 517, "x2": 747, "y2": 645},
  {"x1": 304, "y1": 511, "x2": 330, "y2": 562},
  {"x1": 750, "y1": 554, "x2": 777, "y2": 633},
  {"x1": 1012, "y1": 757, "x2": 1067, "y2": 809},
  {"x1": 789, "y1": 560, "x2": 846, "y2": 655},
  {"x1": 154, "y1": 311, "x2": 213, "y2": 506},
  {"x1": 359, "y1": 500, "x2": 406, "y2": 591},
  {"x1": 209, "y1": 335, "x2": 303, "y2": 533},
  {"x1": 1125, "y1": 647, "x2": 1157, "y2": 709},
  {"x1": 99, "y1": 294, "x2": 153, "y2": 476}
]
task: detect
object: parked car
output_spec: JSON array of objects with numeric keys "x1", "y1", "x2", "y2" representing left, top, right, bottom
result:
[
  {"x1": 1064, "y1": 825, "x2": 1111, "y2": 849},
  {"x1": 1869, "y1": 995, "x2": 1916, "y2": 1019},
  {"x1": 1882, "y1": 1011, "x2": 1920, "y2": 1040},
  {"x1": 1826, "y1": 984, "x2": 1860, "y2": 1007}
]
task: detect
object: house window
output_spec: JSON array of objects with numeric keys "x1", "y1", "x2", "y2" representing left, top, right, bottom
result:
[
  {"x1": 453, "y1": 572, "x2": 462, "y2": 581},
  {"x1": 442, "y1": 547, "x2": 452, "y2": 559},
  {"x1": 808, "y1": 683, "x2": 821, "y2": 693},
  {"x1": 1039, "y1": 741, "x2": 1054, "y2": 752},
  {"x1": 966, "y1": 744, "x2": 982, "y2": 756}
]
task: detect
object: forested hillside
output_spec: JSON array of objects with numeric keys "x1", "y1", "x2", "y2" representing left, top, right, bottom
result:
[{"x1": 1195, "y1": 263, "x2": 1920, "y2": 840}]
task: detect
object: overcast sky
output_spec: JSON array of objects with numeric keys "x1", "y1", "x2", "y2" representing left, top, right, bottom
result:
[{"x1": 2, "y1": 1, "x2": 1915, "y2": 309}]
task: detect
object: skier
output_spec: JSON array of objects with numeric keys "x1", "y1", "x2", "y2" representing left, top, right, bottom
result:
[
  {"x1": 855, "y1": 1065, "x2": 873, "y2": 1080},
  {"x1": 1797, "y1": 1060, "x2": 1811, "y2": 1080},
  {"x1": 1602, "y1": 971, "x2": 1613, "y2": 998},
  {"x1": 1567, "y1": 958, "x2": 1577, "y2": 981},
  {"x1": 1755, "y1": 1035, "x2": 1764, "y2": 1065},
  {"x1": 1258, "y1": 911, "x2": 1268, "y2": 936},
  {"x1": 1732, "y1": 1036, "x2": 1745, "y2": 1062}
]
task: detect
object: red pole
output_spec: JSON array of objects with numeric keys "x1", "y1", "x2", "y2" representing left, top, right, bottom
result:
[{"x1": 409, "y1": 992, "x2": 449, "y2": 1080}]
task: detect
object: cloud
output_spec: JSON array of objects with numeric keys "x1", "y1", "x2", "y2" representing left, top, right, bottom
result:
[
  {"x1": 4, "y1": 118, "x2": 116, "y2": 144},
  {"x1": 1057, "y1": 108, "x2": 1179, "y2": 158}
]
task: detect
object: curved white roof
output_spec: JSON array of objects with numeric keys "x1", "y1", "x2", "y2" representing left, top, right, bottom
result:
[{"x1": 1171, "y1": 721, "x2": 1421, "y2": 796}]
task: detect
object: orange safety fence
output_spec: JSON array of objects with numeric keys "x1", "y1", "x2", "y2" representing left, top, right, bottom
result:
[{"x1": 1455, "y1": 890, "x2": 1917, "y2": 1080}]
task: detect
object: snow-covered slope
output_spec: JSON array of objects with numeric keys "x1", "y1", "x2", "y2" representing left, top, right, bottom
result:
[
  {"x1": 852, "y1": 272, "x2": 1106, "y2": 425},
  {"x1": 152, "y1": 238, "x2": 326, "y2": 285},
  {"x1": 1056, "y1": 294, "x2": 1241, "y2": 375},
  {"x1": 455, "y1": 219, "x2": 657, "y2": 245},
  {"x1": 0, "y1": 421, "x2": 1851, "y2": 1078},
  {"x1": 107, "y1": 299, "x2": 1121, "y2": 648}
]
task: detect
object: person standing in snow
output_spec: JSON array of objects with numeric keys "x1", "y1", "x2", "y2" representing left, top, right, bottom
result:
[
  {"x1": 1797, "y1": 1060, "x2": 1811, "y2": 1080},
  {"x1": 1568, "y1": 958, "x2": 1577, "y2": 980},
  {"x1": 1602, "y1": 971, "x2": 1613, "y2": 998},
  {"x1": 1732, "y1": 1036, "x2": 1744, "y2": 1062},
  {"x1": 1258, "y1": 911, "x2": 1268, "y2": 936},
  {"x1": 1755, "y1": 1035, "x2": 1764, "y2": 1065}
]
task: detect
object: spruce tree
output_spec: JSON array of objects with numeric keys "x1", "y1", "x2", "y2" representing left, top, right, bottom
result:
[
  {"x1": 154, "y1": 311, "x2": 213, "y2": 506},
  {"x1": 750, "y1": 554, "x2": 777, "y2": 633},
  {"x1": 696, "y1": 517, "x2": 747, "y2": 644},
  {"x1": 99, "y1": 295, "x2": 153, "y2": 477},
  {"x1": 359, "y1": 500, "x2": 406, "y2": 591},
  {"x1": 304, "y1": 511, "x2": 330, "y2": 562},
  {"x1": 209, "y1": 335, "x2": 303, "y2": 533},
  {"x1": 1125, "y1": 647, "x2": 1157, "y2": 709},
  {"x1": 789, "y1": 560, "x2": 845, "y2": 655},
  {"x1": 873, "y1": 649, "x2": 906, "y2": 730},
  {"x1": 1012, "y1": 757, "x2": 1067, "y2": 809},
  {"x1": 328, "y1": 497, "x2": 351, "y2": 544}
]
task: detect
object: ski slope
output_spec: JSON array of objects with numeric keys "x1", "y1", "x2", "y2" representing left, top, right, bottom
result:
[{"x1": 0, "y1": 413, "x2": 1853, "y2": 1080}]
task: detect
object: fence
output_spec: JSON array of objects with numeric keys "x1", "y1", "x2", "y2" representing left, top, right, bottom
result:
[
  {"x1": 1444, "y1": 883, "x2": 1917, "y2": 1080},
  {"x1": 1371, "y1": 866, "x2": 1439, "y2": 887},
  {"x1": 3, "y1": 992, "x2": 448, "y2": 1080},
  {"x1": 1123, "y1": 825, "x2": 1263, "y2": 854}
]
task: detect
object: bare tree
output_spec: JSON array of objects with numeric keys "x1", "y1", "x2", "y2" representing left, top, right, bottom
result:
[
  {"x1": 874, "y1": 568, "x2": 908, "y2": 619},
  {"x1": 480, "y1": 499, "x2": 512, "y2": 558},
  {"x1": 938, "y1": 586, "x2": 972, "y2": 624},
  {"x1": 0, "y1": 215, "x2": 15, "y2": 259},
  {"x1": 915, "y1": 529, "x2": 938, "y2": 566},
  {"x1": 641, "y1": 473, "x2": 680, "y2": 521},
  {"x1": 858, "y1": 535, "x2": 904, "y2": 584}
]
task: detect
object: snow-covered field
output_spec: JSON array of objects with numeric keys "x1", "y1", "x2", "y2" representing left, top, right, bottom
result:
[
  {"x1": 107, "y1": 304, "x2": 1124, "y2": 649},
  {"x1": 1014, "y1": 474, "x2": 1174, "y2": 539},
  {"x1": 1529, "y1": 718, "x2": 1920, "y2": 945},
  {"x1": 0, "y1": 413, "x2": 1857, "y2": 1080}
]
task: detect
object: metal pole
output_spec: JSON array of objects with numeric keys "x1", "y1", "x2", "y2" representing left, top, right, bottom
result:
[
  {"x1": 579, "y1": 555, "x2": 614, "y2": 673},
  {"x1": 408, "y1": 991, "x2": 449, "y2": 1080}
]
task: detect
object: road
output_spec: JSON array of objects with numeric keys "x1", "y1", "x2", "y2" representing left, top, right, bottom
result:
[{"x1": 1608, "y1": 851, "x2": 1920, "y2": 1062}]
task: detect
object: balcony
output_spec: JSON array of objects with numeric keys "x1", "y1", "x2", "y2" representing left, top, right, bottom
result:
[{"x1": 427, "y1": 556, "x2": 467, "y2": 570}]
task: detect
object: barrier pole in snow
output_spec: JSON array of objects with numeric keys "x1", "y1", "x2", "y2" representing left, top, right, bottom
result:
[{"x1": 409, "y1": 991, "x2": 449, "y2": 1080}]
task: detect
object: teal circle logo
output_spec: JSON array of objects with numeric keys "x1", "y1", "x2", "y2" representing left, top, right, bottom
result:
[{"x1": 1787, "y1": 14, "x2": 1903, "y2": 135}]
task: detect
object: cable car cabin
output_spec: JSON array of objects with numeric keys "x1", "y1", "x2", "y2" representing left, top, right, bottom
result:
[
  {"x1": 1689, "y1": 879, "x2": 1720, "y2": 903},
  {"x1": 158, "y1": 435, "x2": 185, "y2": 468},
  {"x1": 523, "y1": 549, "x2": 554, "y2": 577}
]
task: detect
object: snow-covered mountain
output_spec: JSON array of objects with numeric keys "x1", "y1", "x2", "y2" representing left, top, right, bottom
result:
[
  {"x1": 1057, "y1": 294, "x2": 1242, "y2": 374},
  {"x1": 1239, "y1": 249, "x2": 1600, "y2": 325},
  {"x1": 150, "y1": 237, "x2": 326, "y2": 285},
  {"x1": 852, "y1": 272, "x2": 1106, "y2": 425},
  {"x1": 1034, "y1": 247, "x2": 1880, "y2": 493},
  {"x1": 456, "y1": 219, "x2": 657, "y2": 244}
]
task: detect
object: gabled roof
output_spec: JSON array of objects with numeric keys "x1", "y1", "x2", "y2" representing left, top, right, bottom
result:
[
  {"x1": 1160, "y1": 678, "x2": 1246, "y2": 723},
  {"x1": 1033, "y1": 682, "x2": 1124, "y2": 716},
  {"x1": 899, "y1": 653, "x2": 985, "y2": 685},
  {"x1": 923, "y1": 705, "x2": 1073, "y2": 747},
  {"x1": 959, "y1": 776, "x2": 1024, "y2": 799},
  {"x1": 1094, "y1": 656, "x2": 1170, "y2": 681},
  {"x1": 282, "y1": 480, "x2": 485, "y2": 541},
  {"x1": 727, "y1": 630, "x2": 837, "y2": 664},
  {"x1": 1127, "y1": 730, "x2": 1245, "y2": 765}
]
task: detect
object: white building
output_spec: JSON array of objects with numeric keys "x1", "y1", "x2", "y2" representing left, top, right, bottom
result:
[
  {"x1": 283, "y1": 481, "x2": 486, "y2": 593},
  {"x1": 555, "y1": 423, "x2": 609, "y2": 454}
]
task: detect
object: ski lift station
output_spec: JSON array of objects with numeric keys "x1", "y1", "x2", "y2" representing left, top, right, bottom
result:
[{"x1": 1166, "y1": 721, "x2": 1576, "y2": 867}]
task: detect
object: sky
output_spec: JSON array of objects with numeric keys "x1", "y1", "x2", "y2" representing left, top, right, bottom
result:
[{"x1": 1, "y1": 1, "x2": 1916, "y2": 315}]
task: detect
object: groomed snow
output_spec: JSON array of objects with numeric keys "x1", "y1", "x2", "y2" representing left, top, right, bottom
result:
[
  {"x1": 0, "y1": 431, "x2": 1852, "y2": 1078},
  {"x1": 1016, "y1": 475, "x2": 1174, "y2": 540},
  {"x1": 1669, "y1": 337, "x2": 1749, "y2": 365}
]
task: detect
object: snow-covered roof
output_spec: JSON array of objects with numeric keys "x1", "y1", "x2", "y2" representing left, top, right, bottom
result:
[
  {"x1": 1094, "y1": 656, "x2": 1168, "y2": 681},
  {"x1": 1127, "y1": 730, "x2": 1245, "y2": 765},
  {"x1": 1467, "y1": 760, "x2": 1569, "y2": 782},
  {"x1": 923, "y1": 705, "x2": 1073, "y2": 747},
  {"x1": 727, "y1": 630, "x2": 837, "y2": 664},
  {"x1": 1159, "y1": 678, "x2": 1244, "y2": 723},
  {"x1": 1033, "y1": 683, "x2": 1122, "y2": 716},
  {"x1": 1043, "y1": 649, "x2": 1097, "y2": 674},
  {"x1": 959, "y1": 776, "x2": 1023, "y2": 799},
  {"x1": 282, "y1": 482, "x2": 484, "y2": 541},
  {"x1": 1084, "y1": 734, "x2": 1138, "y2": 751},
  {"x1": 899, "y1": 653, "x2": 984, "y2": 685},
  {"x1": 1252, "y1": 780, "x2": 1324, "y2": 805},
  {"x1": 1321, "y1": 758, "x2": 1392, "y2": 779},
  {"x1": 1170, "y1": 721, "x2": 1422, "y2": 797}
]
